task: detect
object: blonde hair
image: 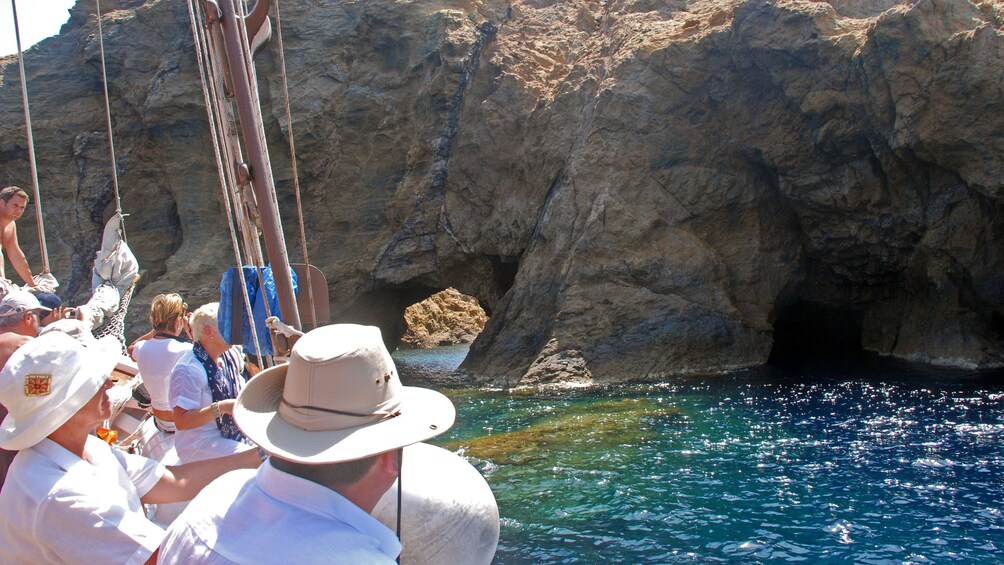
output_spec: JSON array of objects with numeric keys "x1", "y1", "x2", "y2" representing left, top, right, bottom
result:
[
  {"x1": 150, "y1": 293, "x2": 187, "y2": 332},
  {"x1": 190, "y1": 302, "x2": 220, "y2": 343}
]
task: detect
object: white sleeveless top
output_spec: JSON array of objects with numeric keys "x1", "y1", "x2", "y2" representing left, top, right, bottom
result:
[{"x1": 133, "y1": 337, "x2": 192, "y2": 412}]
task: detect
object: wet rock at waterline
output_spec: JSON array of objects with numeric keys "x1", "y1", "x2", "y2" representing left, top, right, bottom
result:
[{"x1": 0, "y1": 0, "x2": 1002, "y2": 385}]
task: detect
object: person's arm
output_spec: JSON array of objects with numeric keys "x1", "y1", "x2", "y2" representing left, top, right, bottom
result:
[
  {"x1": 140, "y1": 449, "x2": 261, "y2": 505},
  {"x1": 1, "y1": 222, "x2": 33, "y2": 285},
  {"x1": 173, "y1": 398, "x2": 236, "y2": 430}
]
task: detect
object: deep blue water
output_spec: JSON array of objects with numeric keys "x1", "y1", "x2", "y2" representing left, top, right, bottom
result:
[{"x1": 393, "y1": 347, "x2": 1004, "y2": 563}]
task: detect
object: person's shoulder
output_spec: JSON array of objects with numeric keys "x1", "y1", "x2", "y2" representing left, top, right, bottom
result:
[
  {"x1": 0, "y1": 219, "x2": 14, "y2": 238},
  {"x1": 0, "y1": 333, "x2": 32, "y2": 368},
  {"x1": 4, "y1": 445, "x2": 86, "y2": 505},
  {"x1": 0, "y1": 332, "x2": 32, "y2": 347},
  {"x1": 178, "y1": 468, "x2": 256, "y2": 517},
  {"x1": 171, "y1": 348, "x2": 200, "y2": 370},
  {"x1": 130, "y1": 337, "x2": 149, "y2": 356}
]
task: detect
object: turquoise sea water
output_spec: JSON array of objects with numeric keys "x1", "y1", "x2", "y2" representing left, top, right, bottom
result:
[{"x1": 393, "y1": 346, "x2": 1004, "y2": 564}]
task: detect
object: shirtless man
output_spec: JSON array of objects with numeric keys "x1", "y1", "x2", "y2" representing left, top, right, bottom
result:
[{"x1": 0, "y1": 186, "x2": 35, "y2": 288}]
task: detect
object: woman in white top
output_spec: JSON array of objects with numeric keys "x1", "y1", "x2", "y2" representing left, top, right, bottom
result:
[
  {"x1": 129, "y1": 293, "x2": 193, "y2": 433},
  {"x1": 170, "y1": 302, "x2": 255, "y2": 463}
]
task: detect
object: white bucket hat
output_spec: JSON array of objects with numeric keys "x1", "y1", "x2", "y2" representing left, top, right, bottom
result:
[
  {"x1": 235, "y1": 324, "x2": 456, "y2": 464},
  {"x1": 0, "y1": 331, "x2": 120, "y2": 450}
]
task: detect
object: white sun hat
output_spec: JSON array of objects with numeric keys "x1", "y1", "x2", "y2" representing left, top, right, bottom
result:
[
  {"x1": 0, "y1": 331, "x2": 119, "y2": 450},
  {"x1": 234, "y1": 324, "x2": 455, "y2": 464}
]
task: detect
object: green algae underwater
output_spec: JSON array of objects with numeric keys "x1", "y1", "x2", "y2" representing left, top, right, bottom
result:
[{"x1": 439, "y1": 395, "x2": 682, "y2": 466}]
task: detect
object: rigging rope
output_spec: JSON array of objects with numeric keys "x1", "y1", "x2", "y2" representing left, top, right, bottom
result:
[
  {"x1": 187, "y1": 0, "x2": 267, "y2": 365},
  {"x1": 88, "y1": 0, "x2": 139, "y2": 349},
  {"x1": 271, "y1": 0, "x2": 318, "y2": 327},
  {"x1": 10, "y1": 0, "x2": 50, "y2": 273},
  {"x1": 231, "y1": 0, "x2": 282, "y2": 358},
  {"x1": 94, "y1": 0, "x2": 126, "y2": 243}
]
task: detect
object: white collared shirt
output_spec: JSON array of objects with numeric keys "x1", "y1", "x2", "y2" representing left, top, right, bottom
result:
[
  {"x1": 0, "y1": 436, "x2": 166, "y2": 564},
  {"x1": 160, "y1": 459, "x2": 401, "y2": 564},
  {"x1": 168, "y1": 347, "x2": 253, "y2": 463}
]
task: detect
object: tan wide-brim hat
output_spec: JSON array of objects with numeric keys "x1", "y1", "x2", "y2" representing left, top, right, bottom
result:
[
  {"x1": 235, "y1": 324, "x2": 456, "y2": 464},
  {"x1": 0, "y1": 332, "x2": 120, "y2": 450}
]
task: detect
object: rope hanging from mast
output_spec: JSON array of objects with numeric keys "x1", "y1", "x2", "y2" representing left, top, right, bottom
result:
[
  {"x1": 10, "y1": 0, "x2": 50, "y2": 274},
  {"x1": 94, "y1": 0, "x2": 127, "y2": 242},
  {"x1": 188, "y1": 0, "x2": 316, "y2": 360},
  {"x1": 232, "y1": 0, "x2": 281, "y2": 342},
  {"x1": 186, "y1": 0, "x2": 268, "y2": 365},
  {"x1": 271, "y1": 0, "x2": 319, "y2": 328}
]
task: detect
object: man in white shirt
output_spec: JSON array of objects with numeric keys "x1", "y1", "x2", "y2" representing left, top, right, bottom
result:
[
  {"x1": 0, "y1": 332, "x2": 262, "y2": 564},
  {"x1": 0, "y1": 289, "x2": 51, "y2": 490},
  {"x1": 160, "y1": 323, "x2": 457, "y2": 564}
]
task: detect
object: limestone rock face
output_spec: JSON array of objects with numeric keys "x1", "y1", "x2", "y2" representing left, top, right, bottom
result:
[
  {"x1": 1, "y1": 0, "x2": 1002, "y2": 385},
  {"x1": 401, "y1": 288, "x2": 487, "y2": 348}
]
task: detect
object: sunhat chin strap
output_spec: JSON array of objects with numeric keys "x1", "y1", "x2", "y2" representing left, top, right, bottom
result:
[
  {"x1": 280, "y1": 397, "x2": 403, "y2": 419},
  {"x1": 397, "y1": 447, "x2": 403, "y2": 564}
]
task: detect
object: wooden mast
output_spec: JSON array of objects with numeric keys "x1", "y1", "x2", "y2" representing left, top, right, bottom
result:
[{"x1": 215, "y1": 0, "x2": 302, "y2": 331}]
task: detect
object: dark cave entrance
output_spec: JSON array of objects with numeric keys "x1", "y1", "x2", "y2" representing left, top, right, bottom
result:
[{"x1": 768, "y1": 301, "x2": 865, "y2": 368}]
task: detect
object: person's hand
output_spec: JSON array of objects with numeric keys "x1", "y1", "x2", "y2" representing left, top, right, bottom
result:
[
  {"x1": 220, "y1": 399, "x2": 237, "y2": 415},
  {"x1": 182, "y1": 312, "x2": 194, "y2": 338}
]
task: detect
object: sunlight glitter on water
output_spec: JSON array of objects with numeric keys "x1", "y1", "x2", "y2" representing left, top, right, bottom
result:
[{"x1": 394, "y1": 347, "x2": 1004, "y2": 563}]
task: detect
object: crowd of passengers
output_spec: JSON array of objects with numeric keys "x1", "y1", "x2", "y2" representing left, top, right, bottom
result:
[{"x1": 0, "y1": 288, "x2": 455, "y2": 564}]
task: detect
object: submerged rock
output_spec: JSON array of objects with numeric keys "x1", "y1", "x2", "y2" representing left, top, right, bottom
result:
[
  {"x1": 0, "y1": 0, "x2": 1002, "y2": 384},
  {"x1": 440, "y1": 397, "x2": 678, "y2": 465}
]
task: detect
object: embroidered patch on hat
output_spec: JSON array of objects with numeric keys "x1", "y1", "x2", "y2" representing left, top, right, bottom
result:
[{"x1": 24, "y1": 375, "x2": 52, "y2": 397}]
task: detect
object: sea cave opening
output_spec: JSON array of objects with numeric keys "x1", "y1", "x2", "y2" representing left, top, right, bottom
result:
[
  {"x1": 767, "y1": 300, "x2": 865, "y2": 368},
  {"x1": 334, "y1": 285, "x2": 489, "y2": 353},
  {"x1": 391, "y1": 287, "x2": 490, "y2": 382},
  {"x1": 399, "y1": 288, "x2": 488, "y2": 349}
]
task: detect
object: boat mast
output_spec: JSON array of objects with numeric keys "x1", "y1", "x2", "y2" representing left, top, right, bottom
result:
[{"x1": 216, "y1": 0, "x2": 301, "y2": 331}]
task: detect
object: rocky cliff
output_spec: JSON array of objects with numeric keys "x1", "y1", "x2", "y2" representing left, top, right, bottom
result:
[
  {"x1": 401, "y1": 288, "x2": 488, "y2": 348},
  {"x1": 0, "y1": 0, "x2": 1002, "y2": 385}
]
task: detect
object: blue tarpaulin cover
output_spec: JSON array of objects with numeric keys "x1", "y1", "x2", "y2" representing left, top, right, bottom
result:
[{"x1": 219, "y1": 266, "x2": 297, "y2": 357}]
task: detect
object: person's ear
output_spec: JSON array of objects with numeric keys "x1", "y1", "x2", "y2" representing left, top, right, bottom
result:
[{"x1": 377, "y1": 449, "x2": 402, "y2": 476}]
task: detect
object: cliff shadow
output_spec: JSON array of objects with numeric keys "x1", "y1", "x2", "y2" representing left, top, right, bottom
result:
[{"x1": 767, "y1": 300, "x2": 865, "y2": 370}]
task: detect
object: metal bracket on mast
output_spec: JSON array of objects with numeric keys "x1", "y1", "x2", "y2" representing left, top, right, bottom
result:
[{"x1": 234, "y1": 161, "x2": 262, "y2": 233}]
